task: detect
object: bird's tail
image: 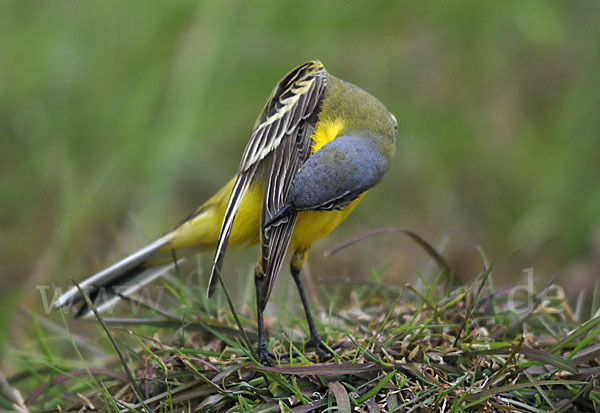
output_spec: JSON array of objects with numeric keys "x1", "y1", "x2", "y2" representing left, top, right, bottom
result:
[
  {"x1": 55, "y1": 235, "x2": 181, "y2": 318},
  {"x1": 55, "y1": 177, "x2": 247, "y2": 318}
]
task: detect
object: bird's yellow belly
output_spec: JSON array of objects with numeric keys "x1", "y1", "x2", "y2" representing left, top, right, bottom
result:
[
  {"x1": 290, "y1": 195, "x2": 363, "y2": 250},
  {"x1": 227, "y1": 182, "x2": 363, "y2": 252}
]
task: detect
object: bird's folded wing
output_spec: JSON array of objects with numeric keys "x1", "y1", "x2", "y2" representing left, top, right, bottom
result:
[
  {"x1": 260, "y1": 119, "x2": 317, "y2": 308},
  {"x1": 207, "y1": 61, "x2": 327, "y2": 297}
]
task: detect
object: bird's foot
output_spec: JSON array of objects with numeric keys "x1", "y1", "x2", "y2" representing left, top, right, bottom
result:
[
  {"x1": 257, "y1": 343, "x2": 276, "y2": 366},
  {"x1": 308, "y1": 336, "x2": 336, "y2": 361}
]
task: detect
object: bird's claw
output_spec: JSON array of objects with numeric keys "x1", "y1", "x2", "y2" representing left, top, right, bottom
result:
[
  {"x1": 257, "y1": 344, "x2": 276, "y2": 366},
  {"x1": 308, "y1": 336, "x2": 336, "y2": 361}
]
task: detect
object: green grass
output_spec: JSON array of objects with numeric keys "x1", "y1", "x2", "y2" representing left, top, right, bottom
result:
[{"x1": 4, "y1": 248, "x2": 600, "y2": 412}]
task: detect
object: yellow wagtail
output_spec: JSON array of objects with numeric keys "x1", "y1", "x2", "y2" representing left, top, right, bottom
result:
[{"x1": 57, "y1": 60, "x2": 397, "y2": 363}]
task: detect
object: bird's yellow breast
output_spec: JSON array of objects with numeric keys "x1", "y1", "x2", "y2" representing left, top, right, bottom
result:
[{"x1": 310, "y1": 117, "x2": 344, "y2": 154}]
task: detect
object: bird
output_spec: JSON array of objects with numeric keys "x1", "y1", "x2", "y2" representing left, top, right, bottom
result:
[{"x1": 56, "y1": 60, "x2": 397, "y2": 364}]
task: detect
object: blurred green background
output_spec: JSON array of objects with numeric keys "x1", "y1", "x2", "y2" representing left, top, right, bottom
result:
[{"x1": 2, "y1": 1, "x2": 600, "y2": 365}]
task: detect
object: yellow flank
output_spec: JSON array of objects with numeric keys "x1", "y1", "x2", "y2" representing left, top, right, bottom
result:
[
  {"x1": 165, "y1": 115, "x2": 362, "y2": 255},
  {"x1": 166, "y1": 178, "x2": 263, "y2": 251}
]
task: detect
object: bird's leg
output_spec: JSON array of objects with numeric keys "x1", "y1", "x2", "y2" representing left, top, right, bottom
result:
[
  {"x1": 254, "y1": 269, "x2": 273, "y2": 365},
  {"x1": 291, "y1": 267, "x2": 322, "y2": 347},
  {"x1": 290, "y1": 250, "x2": 331, "y2": 360}
]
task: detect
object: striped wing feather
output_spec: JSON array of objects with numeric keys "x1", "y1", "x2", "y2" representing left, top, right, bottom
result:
[
  {"x1": 260, "y1": 119, "x2": 316, "y2": 308},
  {"x1": 207, "y1": 61, "x2": 327, "y2": 297}
]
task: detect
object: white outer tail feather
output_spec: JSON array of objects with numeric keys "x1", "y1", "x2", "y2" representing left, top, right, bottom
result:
[
  {"x1": 75, "y1": 261, "x2": 180, "y2": 318},
  {"x1": 56, "y1": 235, "x2": 173, "y2": 313}
]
